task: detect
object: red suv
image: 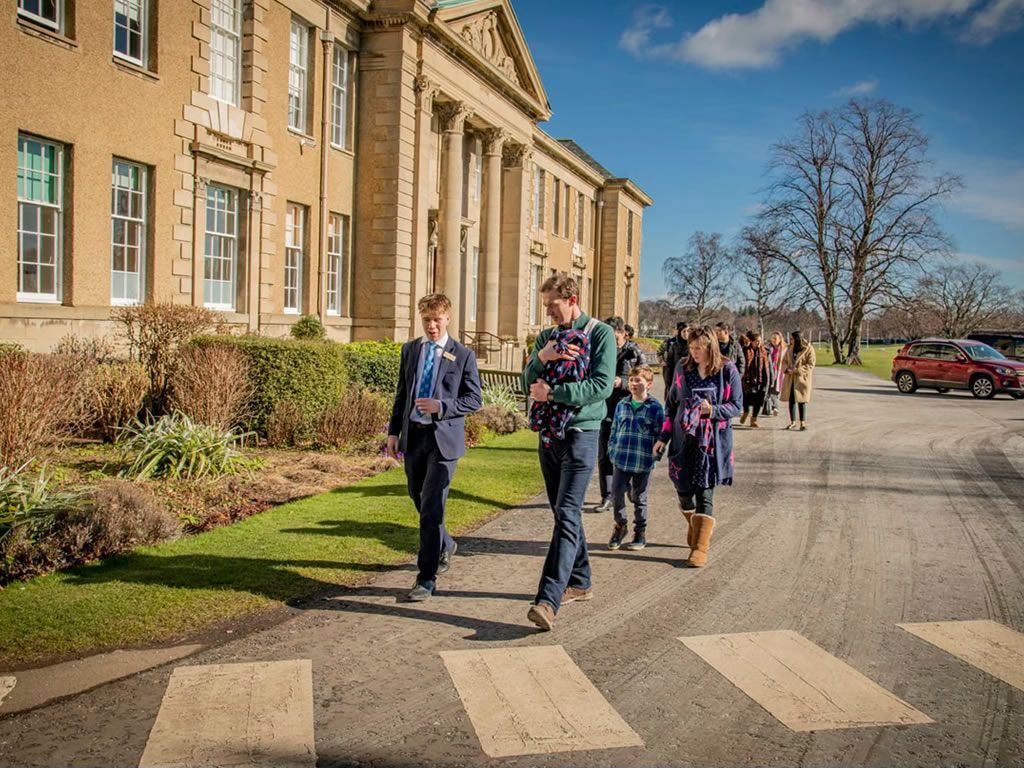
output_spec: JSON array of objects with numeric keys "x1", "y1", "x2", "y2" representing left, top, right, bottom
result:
[{"x1": 891, "y1": 339, "x2": 1024, "y2": 399}]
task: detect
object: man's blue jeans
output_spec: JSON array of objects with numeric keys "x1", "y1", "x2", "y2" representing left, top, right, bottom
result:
[{"x1": 535, "y1": 429, "x2": 599, "y2": 612}]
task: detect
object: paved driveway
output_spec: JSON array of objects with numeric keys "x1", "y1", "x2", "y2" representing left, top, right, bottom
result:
[{"x1": 1, "y1": 367, "x2": 1022, "y2": 767}]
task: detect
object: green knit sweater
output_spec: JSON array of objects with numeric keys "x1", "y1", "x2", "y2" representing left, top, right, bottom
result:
[{"x1": 521, "y1": 313, "x2": 616, "y2": 432}]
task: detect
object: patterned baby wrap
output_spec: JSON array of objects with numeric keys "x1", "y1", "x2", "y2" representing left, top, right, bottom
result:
[{"x1": 529, "y1": 328, "x2": 592, "y2": 447}]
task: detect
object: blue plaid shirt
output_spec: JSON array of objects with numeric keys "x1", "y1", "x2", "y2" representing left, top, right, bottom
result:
[{"x1": 608, "y1": 396, "x2": 665, "y2": 474}]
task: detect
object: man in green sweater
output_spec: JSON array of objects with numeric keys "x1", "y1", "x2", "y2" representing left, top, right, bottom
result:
[{"x1": 522, "y1": 273, "x2": 616, "y2": 631}]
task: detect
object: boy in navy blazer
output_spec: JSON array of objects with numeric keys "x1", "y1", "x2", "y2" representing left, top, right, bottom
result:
[{"x1": 387, "y1": 293, "x2": 482, "y2": 602}]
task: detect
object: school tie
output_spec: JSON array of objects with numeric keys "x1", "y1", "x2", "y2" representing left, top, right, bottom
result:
[{"x1": 417, "y1": 342, "x2": 439, "y2": 402}]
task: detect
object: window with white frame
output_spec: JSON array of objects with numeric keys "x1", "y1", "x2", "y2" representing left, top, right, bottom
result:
[
  {"x1": 113, "y1": 0, "x2": 147, "y2": 67},
  {"x1": 473, "y1": 145, "x2": 483, "y2": 202},
  {"x1": 204, "y1": 185, "x2": 240, "y2": 310},
  {"x1": 284, "y1": 203, "x2": 305, "y2": 313},
  {"x1": 563, "y1": 183, "x2": 571, "y2": 238},
  {"x1": 17, "y1": 135, "x2": 63, "y2": 302},
  {"x1": 575, "y1": 192, "x2": 585, "y2": 244},
  {"x1": 326, "y1": 212, "x2": 349, "y2": 316},
  {"x1": 529, "y1": 264, "x2": 541, "y2": 325},
  {"x1": 331, "y1": 46, "x2": 355, "y2": 150},
  {"x1": 627, "y1": 210, "x2": 634, "y2": 257},
  {"x1": 288, "y1": 19, "x2": 310, "y2": 133},
  {"x1": 533, "y1": 168, "x2": 545, "y2": 231},
  {"x1": 110, "y1": 159, "x2": 147, "y2": 305},
  {"x1": 552, "y1": 178, "x2": 561, "y2": 235},
  {"x1": 468, "y1": 246, "x2": 480, "y2": 321},
  {"x1": 18, "y1": 0, "x2": 61, "y2": 32},
  {"x1": 209, "y1": 0, "x2": 242, "y2": 106}
]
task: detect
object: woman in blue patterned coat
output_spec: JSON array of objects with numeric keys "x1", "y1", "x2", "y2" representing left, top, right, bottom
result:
[{"x1": 654, "y1": 325, "x2": 743, "y2": 567}]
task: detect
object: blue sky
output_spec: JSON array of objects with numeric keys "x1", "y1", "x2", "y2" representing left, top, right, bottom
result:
[{"x1": 513, "y1": 0, "x2": 1024, "y2": 299}]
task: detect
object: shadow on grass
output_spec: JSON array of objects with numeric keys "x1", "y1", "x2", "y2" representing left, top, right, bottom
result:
[{"x1": 322, "y1": 480, "x2": 522, "y2": 510}]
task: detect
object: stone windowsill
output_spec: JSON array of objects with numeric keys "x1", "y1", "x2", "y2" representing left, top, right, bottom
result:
[
  {"x1": 287, "y1": 127, "x2": 317, "y2": 146},
  {"x1": 112, "y1": 55, "x2": 160, "y2": 83},
  {"x1": 16, "y1": 17, "x2": 78, "y2": 50}
]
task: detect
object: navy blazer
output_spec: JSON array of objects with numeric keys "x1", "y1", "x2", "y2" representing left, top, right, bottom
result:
[{"x1": 388, "y1": 336, "x2": 483, "y2": 460}]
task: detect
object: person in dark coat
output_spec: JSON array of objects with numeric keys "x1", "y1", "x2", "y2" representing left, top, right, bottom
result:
[
  {"x1": 654, "y1": 325, "x2": 743, "y2": 568},
  {"x1": 387, "y1": 293, "x2": 482, "y2": 602},
  {"x1": 658, "y1": 322, "x2": 688, "y2": 392},
  {"x1": 740, "y1": 330, "x2": 770, "y2": 428},
  {"x1": 715, "y1": 322, "x2": 746, "y2": 377},
  {"x1": 593, "y1": 316, "x2": 642, "y2": 513}
]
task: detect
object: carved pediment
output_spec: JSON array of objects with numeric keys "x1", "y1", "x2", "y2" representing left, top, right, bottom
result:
[
  {"x1": 436, "y1": 0, "x2": 549, "y2": 115},
  {"x1": 454, "y1": 11, "x2": 521, "y2": 86}
]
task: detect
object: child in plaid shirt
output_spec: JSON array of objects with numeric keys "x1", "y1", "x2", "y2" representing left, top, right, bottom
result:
[{"x1": 607, "y1": 365, "x2": 665, "y2": 551}]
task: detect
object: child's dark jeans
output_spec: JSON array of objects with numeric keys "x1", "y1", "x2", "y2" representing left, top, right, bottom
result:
[{"x1": 612, "y1": 468, "x2": 651, "y2": 527}]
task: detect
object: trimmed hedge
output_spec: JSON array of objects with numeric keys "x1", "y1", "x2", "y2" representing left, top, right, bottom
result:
[
  {"x1": 341, "y1": 340, "x2": 402, "y2": 394},
  {"x1": 191, "y1": 336, "x2": 348, "y2": 436}
]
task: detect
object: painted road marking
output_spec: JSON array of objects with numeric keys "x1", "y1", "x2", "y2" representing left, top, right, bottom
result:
[
  {"x1": 139, "y1": 659, "x2": 315, "y2": 768},
  {"x1": 0, "y1": 677, "x2": 15, "y2": 708},
  {"x1": 899, "y1": 620, "x2": 1024, "y2": 692},
  {"x1": 680, "y1": 630, "x2": 933, "y2": 732},
  {"x1": 440, "y1": 645, "x2": 643, "y2": 758}
]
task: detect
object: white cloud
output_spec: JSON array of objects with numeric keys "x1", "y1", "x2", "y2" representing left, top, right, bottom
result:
[
  {"x1": 833, "y1": 79, "x2": 879, "y2": 97},
  {"x1": 620, "y1": 0, "x2": 1018, "y2": 70},
  {"x1": 949, "y1": 157, "x2": 1024, "y2": 232},
  {"x1": 619, "y1": 6, "x2": 673, "y2": 56},
  {"x1": 965, "y1": 0, "x2": 1024, "y2": 41}
]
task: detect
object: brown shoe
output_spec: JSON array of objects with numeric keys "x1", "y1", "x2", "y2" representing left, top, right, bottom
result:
[
  {"x1": 684, "y1": 514, "x2": 716, "y2": 568},
  {"x1": 562, "y1": 586, "x2": 593, "y2": 604},
  {"x1": 527, "y1": 602, "x2": 556, "y2": 631},
  {"x1": 682, "y1": 510, "x2": 696, "y2": 552}
]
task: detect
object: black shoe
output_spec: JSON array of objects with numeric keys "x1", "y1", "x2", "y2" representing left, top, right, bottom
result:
[
  {"x1": 624, "y1": 528, "x2": 647, "y2": 551},
  {"x1": 437, "y1": 541, "x2": 458, "y2": 575},
  {"x1": 592, "y1": 498, "x2": 613, "y2": 514},
  {"x1": 407, "y1": 581, "x2": 434, "y2": 602},
  {"x1": 608, "y1": 523, "x2": 628, "y2": 550}
]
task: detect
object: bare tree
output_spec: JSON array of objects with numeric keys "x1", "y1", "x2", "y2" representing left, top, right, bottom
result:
[
  {"x1": 835, "y1": 100, "x2": 961, "y2": 362},
  {"x1": 757, "y1": 110, "x2": 848, "y2": 362},
  {"x1": 733, "y1": 224, "x2": 806, "y2": 334},
  {"x1": 910, "y1": 260, "x2": 1017, "y2": 338},
  {"x1": 663, "y1": 231, "x2": 731, "y2": 325}
]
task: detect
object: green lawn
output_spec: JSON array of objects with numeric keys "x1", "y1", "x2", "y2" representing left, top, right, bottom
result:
[
  {"x1": 814, "y1": 344, "x2": 900, "y2": 381},
  {"x1": 0, "y1": 430, "x2": 544, "y2": 669}
]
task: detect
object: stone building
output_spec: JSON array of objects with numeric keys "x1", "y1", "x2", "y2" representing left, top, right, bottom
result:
[{"x1": 1, "y1": 0, "x2": 651, "y2": 362}]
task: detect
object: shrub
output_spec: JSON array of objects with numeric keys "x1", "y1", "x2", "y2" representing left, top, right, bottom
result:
[
  {"x1": 266, "y1": 400, "x2": 307, "y2": 448},
  {"x1": 315, "y1": 389, "x2": 390, "y2": 449},
  {"x1": 464, "y1": 414, "x2": 487, "y2": 448},
  {"x1": 59, "y1": 480, "x2": 180, "y2": 561},
  {"x1": 482, "y1": 383, "x2": 521, "y2": 412},
  {"x1": 472, "y1": 404, "x2": 527, "y2": 435},
  {"x1": 341, "y1": 340, "x2": 402, "y2": 394},
  {"x1": 0, "y1": 342, "x2": 25, "y2": 359},
  {"x1": 89, "y1": 362, "x2": 149, "y2": 442},
  {"x1": 169, "y1": 345, "x2": 253, "y2": 431},
  {"x1": 0, "y1": 464, "x2": 81, "y2": 546},
  {"x1": 0, "y1": 353, "x2": 93, "y2": 467},
  {"x1": 291, "y1": 314, "x2": 326, "y2": 340},
  {"x1": 52, "y1": 334, "x2": 118, "y2": 364},
  {"x1": 118, "y1": 414, "x2": 256, "y2": 481},
  {"x1": 191, "y1": 336, "x2": 347, "y2": 436},
  {"x1": 113, "y1": 303, "x2": 217, "y2": 410}
]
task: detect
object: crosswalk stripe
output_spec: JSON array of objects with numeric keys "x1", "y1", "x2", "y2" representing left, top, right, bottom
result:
[
  {"x1": 139, "y1": 660, "x2": 316, "y2": 768},
  {"x1": 0, "y1": 677, "x2": 15, "y2": 708},
  {"x1": 440, "y1": 645, "x2": 644, "y2": 757},
  {"x1": 679, "y1": 630, "x2": 933, "y2": 732},
  {"x1": 899, "y1": 620, "x2": 1024, "y2": 692}
]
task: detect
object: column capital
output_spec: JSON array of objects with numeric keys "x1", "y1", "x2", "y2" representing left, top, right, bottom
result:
[
  {"x1": 482, "y1": 127, "x2": 509, "y2": 156},
  {"x1": 436, "y1": 101, "x2": 471, "y2": 133},
  {"x1": 502, "y1": 141, "x2": 531, "y2": 168}
]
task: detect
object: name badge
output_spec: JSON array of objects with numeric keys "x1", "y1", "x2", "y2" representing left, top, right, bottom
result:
[{"x1": 442, "y1": 351, "x2": 457, "y2": 361}]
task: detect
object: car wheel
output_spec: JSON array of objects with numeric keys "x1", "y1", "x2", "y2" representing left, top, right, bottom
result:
[
  {"x1": 896, "y1": 371, "x2": 917, "y2": 393},
  {"x1": 936, "y1": 388, "x2": 950, "y2": 393},
  {"x1": 970, "y1": 375, "x2": 995, "y2": 399}
]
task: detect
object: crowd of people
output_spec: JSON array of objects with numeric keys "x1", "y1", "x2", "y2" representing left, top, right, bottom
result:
[{"x1": 387, "y1": 273, "x2": 816, "y2": 632}]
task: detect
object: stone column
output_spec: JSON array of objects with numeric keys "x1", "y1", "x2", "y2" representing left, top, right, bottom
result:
[
  {"x1": 499, "y1": 141, "x2": 531, "y2": 343},
  {"x1": 437, "y1": 101, "x2": 470, "y2": 332},
  {"x1": 481, "y1": 127, "x2": 507, "y2": 340}
]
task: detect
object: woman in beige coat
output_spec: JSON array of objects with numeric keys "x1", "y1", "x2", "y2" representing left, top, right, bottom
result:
[{"x1": 780, "y1": 330, "x2": 816, "y2": 431}]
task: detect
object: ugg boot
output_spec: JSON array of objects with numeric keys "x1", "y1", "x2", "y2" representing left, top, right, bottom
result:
[
  {"x1": 682, "y1": 509, "x2": 695, "y2": 552},
  {"x1": 684, "y1": 514, "x2": 715, "y2": 568}
]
